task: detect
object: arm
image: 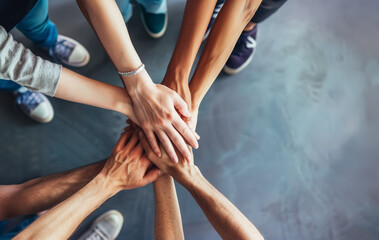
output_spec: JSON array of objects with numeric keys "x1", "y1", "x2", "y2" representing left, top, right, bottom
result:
[
  {"x1": 139, "y1": 131, "x2": 264, "y2": 240},
  {"x1": 55, "y1": 67, "x2": 138, "y2": 124},
  {"x1": 189, "y1": 0, "x2": 261, "y2": 109},
  {"x1": 162, "y1": 0, "x2": 217, "y2": 108},
  {"x1": 14, "y1": 129, "x2": 162, "y2": 240},
  {"x1": 0, "y1": 26, "x2": 137, "y2": 121},
  {"x1": 0, "y1": 160, "x2": 104, "y2": 221},
  {"x1": 154, "y1": 176, "x2": 184, "y2": 240},
  {"x1": 162, "y1": 0, "x2": 261, "y2": 111},
  {"x1": 76, "y1": 0, "x2": 199, "y2": 163}
]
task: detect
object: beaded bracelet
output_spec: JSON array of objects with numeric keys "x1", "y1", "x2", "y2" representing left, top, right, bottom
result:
[{"x1": 117, "y1": 63, "x2": 145, "y2": 77}]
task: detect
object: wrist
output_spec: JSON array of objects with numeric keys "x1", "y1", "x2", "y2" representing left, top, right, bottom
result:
[
  {"x1": 122, "y1": 70, "x2": 154, "y2": 94},
  {"x1": 94, "y1": 171, "x2": 121, "y2": 197},
  {"x1": 189, "y1": 85, "x2": 202, "y2": 111},
  {"x1": 175, "y1": 165, "x2": 202, "y2": 187},
  {"x1": 111, "y1": 87, "x2": 133, "y2": 115}
]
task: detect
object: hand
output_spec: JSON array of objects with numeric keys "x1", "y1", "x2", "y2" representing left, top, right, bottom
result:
[
  {"x1": 124, "y1": 71, "x2": 199, "y2": 163},
  {"x1": 100, "y1": 128, "x2": 162, "y2": 192},
  {"x1": 161, "y1": 75, "x2": 195, "y2": 132},
  {"x1": 138, "y1": 130, "x2": 199, "y2": 184},
  {"x1": 161, "y1": 76, "x2": 192, "y2": 111}
]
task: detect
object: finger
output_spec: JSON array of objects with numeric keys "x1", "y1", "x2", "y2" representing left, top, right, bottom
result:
[
  {"x1": 144, "y1": 130, "x2": 161, "y2": 157},
  {"x1": 173, "y1": 94, "x2": 191, "y2": 118},
  {"x1": 181, "y1": 115, "x2": 200, "y2": 140},
  {"x1": 173, "y1": 118, "x2": 199, "y2": 149},
  {"x1": 114, "y1": 130, "x2": 133, "y2": 152},
  {"x1": 124, "y1": 125, "x2": 133, "y2": 132},
  {"x1": 124, "y1": 132, "x2": 140, "y2": 153},
  {"x1": 140, "y1": 168, "x2": 163, "y2": 186},
  {"x1": 166, "y1": 125, "x2": 193, "y2": 162},
  {"x1": 131, "y1": 142, "x2": 144, "y2": 160},
  {"x1": 140, "y1": 155, "x2": 153, "y2": 170},
  {"x1": 139, "y1": 131, "x2": 155, "y2": 159},
  {"x1": 156, "y1": 130, "x2": 178, "y2": 163}
]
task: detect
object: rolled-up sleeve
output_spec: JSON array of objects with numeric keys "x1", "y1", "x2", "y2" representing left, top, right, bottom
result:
[{"x1": 0, "y1": 26, "x2": 61, "y2": 96}]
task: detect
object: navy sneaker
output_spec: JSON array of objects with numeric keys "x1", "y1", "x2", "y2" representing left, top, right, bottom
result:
[
  {"x1": 138, "y1": 4, "x2": 167, "y2": 38},
  {"x1": 203, "y1": 0, "x2": 225, "y2": 41},
  {"x1": 223, "y1": 25, "x2": 258, "y2": 74},
  {"x1": 49, "y1": 35, "x2": 90, "y2": 68},
  {"x1": 15, "y1": 87, "x2": 54, "y2": 123}
]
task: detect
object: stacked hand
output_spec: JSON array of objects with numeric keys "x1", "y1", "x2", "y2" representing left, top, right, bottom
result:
[
  {"x1": 123, "y1": 70, "x2": 199, "y2": 164},
  {"x1": 100, "y1": 127, "x2": 162, "y2": 192}
]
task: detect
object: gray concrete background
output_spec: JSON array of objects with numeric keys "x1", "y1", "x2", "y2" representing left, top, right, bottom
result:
[{"x1": 1, "y1": 0, "x2": 379, "y2": 239}]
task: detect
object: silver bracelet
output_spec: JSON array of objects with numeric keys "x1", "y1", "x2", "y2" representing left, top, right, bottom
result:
[{"x1": 118, "y1": 63, "x2": 145, "y2": 77}]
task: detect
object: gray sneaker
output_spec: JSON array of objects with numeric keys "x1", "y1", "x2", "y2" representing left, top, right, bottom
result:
[{"x1": 78, "y1": 210, "x2": 123, "y2": 240}]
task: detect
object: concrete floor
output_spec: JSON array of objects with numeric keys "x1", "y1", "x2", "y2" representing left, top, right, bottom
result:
[{"x1": 1, "y1": 0, "x2": 379, "y2": 239}]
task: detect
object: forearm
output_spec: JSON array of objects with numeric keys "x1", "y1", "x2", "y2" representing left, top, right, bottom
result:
[
  {"x1": 0, "y1": 160, "x2": 104, "y2": 221},
  {"x1": 179, "y1": 168, "x2": 263, "y2": 240},
  {"x1": 55, "y1": 68, "x2": 137, "y2": 122},
  {"x1": 164, "y1": 0, "x2": 217, "y2": 86},
  {"x1": 189, "y1": 0, "x2": 261, "y2": 108},
  {"x1": 14, "y1": 174, "x2": 116, "y2": 240},
  {"x1": 153, "y1": 175, "x2": 184, "y2": 240},
  {"x1": 79, "y1": 0, "x2": 141, "y2": 73}
]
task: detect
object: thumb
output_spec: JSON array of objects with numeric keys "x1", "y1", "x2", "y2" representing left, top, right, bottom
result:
[
  {"x1": 141, "y1": 168, "x2": 163, "y2": 185},
  {"x1": 173, "y1": 94, "x2": 191, "y2": 118}
]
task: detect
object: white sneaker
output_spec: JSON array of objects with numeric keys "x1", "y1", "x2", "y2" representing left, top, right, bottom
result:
[
  {"x1": 78, "y1": 210, "x2": 124, "y2": 240},
  {"x1": 15, "y1": 87, "x2": 54, "y2": 123},
  {"x1": 49, "y1": 35, "x2": 90, "y2": 67}
]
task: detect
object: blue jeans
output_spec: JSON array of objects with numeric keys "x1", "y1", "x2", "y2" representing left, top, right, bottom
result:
[
  {"x1": 116, "y1": 0, "x2": 167, "y2": 22},
  {"x1": 0, "y1": 215, "x2": 38, "y2": 240},
  {"x1": 0, "y1": 0, "x2": 58, "y2": 91}
]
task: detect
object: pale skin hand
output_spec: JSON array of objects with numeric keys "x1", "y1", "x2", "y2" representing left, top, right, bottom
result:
[
  {"x1": 14, "y1": 129, "x2": 161, "y2": 240},
  {"x1": 76, "y1": 0, "x2": 199, "y2": 163},
  {"x1": 139, "y1": 132, "x2": 264, "y2": 240},
  {"x1": 124, "y1": 71, "x2": 199, "y2": 163}
]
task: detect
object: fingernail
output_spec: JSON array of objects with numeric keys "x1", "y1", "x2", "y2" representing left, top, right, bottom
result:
[
  {"x1": 157, "y1": 152, "x2": 162, "y2": 157},
  {"x1": 194, "y1": 142, "x2": 199, "y2": 149}
]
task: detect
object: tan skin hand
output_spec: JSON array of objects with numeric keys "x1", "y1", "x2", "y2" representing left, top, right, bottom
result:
[
  {"x1": 138, "y1": 130, "x2": 198, "y2": 183},
  {"x1": 102, "y1": 128, "x2": 162, "y2": 191}
]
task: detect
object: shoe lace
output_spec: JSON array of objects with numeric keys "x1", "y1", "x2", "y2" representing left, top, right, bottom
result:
[
  {"x1": 233, "y1": 29, "x2": 256, "y2": 57},
  {"x1": 16, "y1": 90, "x2": 44, "y2": 114},
  {"x1": 213, "y1": 2, "x2": 224, "y2": 17},
  {"x1": 52, "y1": 39, "x2": 75, "y2": 62}
]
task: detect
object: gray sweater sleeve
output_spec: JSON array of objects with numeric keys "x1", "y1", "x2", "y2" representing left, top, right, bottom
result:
[{"x1": 0, "y1": 26, "x2": 61, "y2": 96}]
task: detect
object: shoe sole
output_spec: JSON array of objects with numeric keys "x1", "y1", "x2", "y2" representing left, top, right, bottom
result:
[
  {"x1": 223, "y1": 48, "x2": 256, "y2": 75},
  {"x1": 91, "y1": 210, "x2": 124, "y2": 240},
  {"x1": 56, "y1": 35, "x2": 91, "y2": 68},
  {"x1": 140, "y1": 12, "x2": 168, "y2": 39},
  {"x1": 29, "y1": 94, "x2": 54, "y2": 123}
]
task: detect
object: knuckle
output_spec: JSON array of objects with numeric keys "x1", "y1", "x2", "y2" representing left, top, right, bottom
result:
[
  {"x1": 157, "y1": 117, "x2": 166, "y2": 126},
  {"x1": 140, "y1": 121, "x2": 150, "y2": 130}
]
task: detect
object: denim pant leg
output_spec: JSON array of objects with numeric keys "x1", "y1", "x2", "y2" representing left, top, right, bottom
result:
[
  {"x1": 0, "y1": 80, "x2": 22, "y2": 92},
  {"x1": 0, "y1": 215, "x2": 38, "y2": 240},
  {"x1": 16, "y1": 0, "x2": 58, "y2": 48},
  {"x1": 116, "y1": 0, "x2": 133, "y2": 23},
  {"x1": 136, "y1": 0, "x2": 167, "y2": 14},
  {"x1": 251, "y1": 0, "x2": 287, "y2": 23}
]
